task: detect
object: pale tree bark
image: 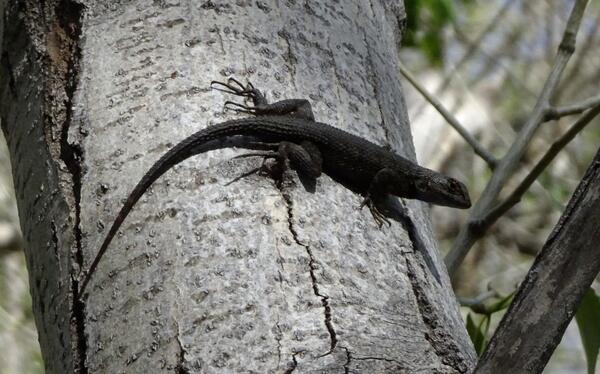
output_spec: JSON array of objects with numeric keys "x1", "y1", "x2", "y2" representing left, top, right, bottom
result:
[{"x1": 0, "y1": 1, "x2": 476, "y2": 373}]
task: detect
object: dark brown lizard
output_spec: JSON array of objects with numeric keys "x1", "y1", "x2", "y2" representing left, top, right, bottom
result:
[{"x1": 78, "y1": 78, "x2": 471, "y2": 296}]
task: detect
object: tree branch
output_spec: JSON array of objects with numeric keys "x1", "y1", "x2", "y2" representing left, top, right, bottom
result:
[
  {"x1": 399, "y1": 62, "x2": 497, "y2": 168},
  {"x1": 483, "y1": 103, "x2": 600, "y2": 228},
  {"x1": 474, "y1": 145, "x2": 600, "y2": 373},
  {"x1": 544, "y1": 93, "x2": 600, "y2": 121},
  {"x1": 445, "y1": 0, "x2": 591, "y2": 277},
  {"x1": 556, "y1": 7, "x2": 600, "y2": 98}
]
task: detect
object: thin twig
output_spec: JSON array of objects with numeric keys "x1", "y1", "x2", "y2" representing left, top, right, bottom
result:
[
  {"x1": 399, "y1": 62, "x2": 497, "y2": 168},
  {"x1": 544, "y1": 93, "x2": 600, "y2": 121},
  {"x1": 556, "y1": 7, "x2": 600, "y2": 98},
  {"x1": 483, "y1": 103, "x2": 600, "y2": 227},
  {"x1": 445, "y1": 0, "x2": 590, "y2": 277}
]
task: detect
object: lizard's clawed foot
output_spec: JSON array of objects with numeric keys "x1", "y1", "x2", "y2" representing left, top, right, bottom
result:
[
  {"x1": 226, "y1": 150, "x2": 285, "y2": 186},
  {"x1": 211, "y1": 77, "x2": 268, "y2": 113},
  {"x1": 210, "y1": 77, "x2": 256, "y2": 97},
  {"x1": 223, "y1": 100, "x2": 257, "y2": 114},
  {"x1": 360, "y1": 196, "x2": 391, "y2": 228},
  {"x1": 211, "y1": 78, "x2": 264, "y2": 112},
  {"x1": 225, "y1": 166, "x2": 266, "y2": 186},
  {"x1": 231, "y1": 141, "x2": 281, "y2": 161}
]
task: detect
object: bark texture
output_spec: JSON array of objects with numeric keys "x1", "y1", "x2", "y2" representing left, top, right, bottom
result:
[
  {"x1": 1, "y1": 1, "x2": 476, "y2": 373},
  {"x1": 475, "y1": 146, "x2": 600, "y2": 373},
  {"x1": 1, "y1": 0, "x2": 84, "y2": 372}
]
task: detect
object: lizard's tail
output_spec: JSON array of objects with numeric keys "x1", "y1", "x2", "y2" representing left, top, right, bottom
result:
[{"x1": 78, "y1": 119, "x2": 278, "y2": 297}]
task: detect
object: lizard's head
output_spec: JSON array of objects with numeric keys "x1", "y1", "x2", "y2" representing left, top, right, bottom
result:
[{"x1": 411, "y1": 173, "x2": 472, "y2": 209}]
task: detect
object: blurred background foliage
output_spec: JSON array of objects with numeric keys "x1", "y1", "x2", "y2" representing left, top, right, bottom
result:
[
  {"x1": 403, "y1": 0, "x2": 600, "y2": 372},
  {"x1": 1, "y1": 0, "x2": 599, "y2": 372},
  {"x1": 404, "y1": 0, "x2": 475, "y2": 65}
]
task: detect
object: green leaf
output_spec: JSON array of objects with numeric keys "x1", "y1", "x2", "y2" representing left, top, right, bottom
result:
[
  {"x1": 576, "y1": 288, "x2": 600, "y2": 374},
  {"x1": 404, "y1": 0, "x2": 421, "y2": 32},
  {"x1": 428, "y1": 0, "x2": 455, "y2": 27},
  {"x1": 466, "y1": 312, "x2": 488, "y2": 355},
  {"x1": 486, "y1": 291, "x2": 515, "y2": 314},
  {"x1": 403, "y1": 0, "x2": 466, "y2": 64},
  {"x1": 421, "y1": 31, "x2": 444, "y2": 65}
]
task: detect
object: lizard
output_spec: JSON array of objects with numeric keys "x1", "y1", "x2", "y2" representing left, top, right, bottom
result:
[{"x1": 78, "y1": 77, "x2": 471, "y2": 297}]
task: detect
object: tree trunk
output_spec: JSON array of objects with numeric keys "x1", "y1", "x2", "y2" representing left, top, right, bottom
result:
[{"x1": 0, "y1": 1, "x2": 476, "y2": 373}]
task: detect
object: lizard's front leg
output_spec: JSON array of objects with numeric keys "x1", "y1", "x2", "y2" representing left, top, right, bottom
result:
[{"x1": 361, "y1": 168, "x2": 405, "y2": 227}]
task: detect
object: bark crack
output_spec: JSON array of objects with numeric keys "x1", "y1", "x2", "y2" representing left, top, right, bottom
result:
[
  {"x1": 306, "y1": 245, "x2": 338, "y2": 355},
  {"x1": 342, "y1": 346, "x2": 351, "y2": 374},
  {"x1": 43, "y1": 0, "x2": 87, "y2": 372},
  {"x1": 353, "y1": 355, "x2": 402, "y2": 365},
  {"x1": 50, "y1": 221, "x2": 62, "y2": 272},
  {"x1": 283, "y1": 351, "x2": 300, "y2": 374},
  {"x1": 277, "y1": 175, "x2": 338, "y2": 355},
  {"x1": 275, "y1": 318, "x2": 283, "y2": 368},
  {"x1": 175, "y1": 321, "x2": 189, "y2": 374}
]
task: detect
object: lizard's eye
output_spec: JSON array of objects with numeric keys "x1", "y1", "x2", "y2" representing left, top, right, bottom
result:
[
  {"x1": 448, "y1": 179, "x2": 468, "y2": 197},
  {"x1": 450, "y1": 179, "x2": 464, "y2": 191}
]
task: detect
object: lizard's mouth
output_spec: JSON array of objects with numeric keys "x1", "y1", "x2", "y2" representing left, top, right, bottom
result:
[
  {"x1": 416, "y1": 180, "x2": 472, "y2": 209},
  {"x1": 447, "y1": 196, "x2": 472, "y2": 209},
  {"x1": 422, "y1": 194, "x2": 471, "y2": 209}
]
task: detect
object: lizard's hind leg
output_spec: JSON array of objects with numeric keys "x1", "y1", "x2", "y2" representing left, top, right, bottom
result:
[
  {"x1": 225, "y1": 148, "x2": 280, "y2": 186},
  {"x1": 212, "y1": 77, "x2": 316, "y2": 120},
  {"x1": 210, "y1": 77, "x2": 258, "y2": 97},
  {"x1": 222, "y1": 99, "x2": 315, "y2": 121},
  {"x1": 224, "y1": 165, "x2": 269, "y2": 186},
  {"x1": 211, "y1": 78, "x2": 268, "y2": 107},
  {"x1": 252, "y1": 99, "x2": 315, "y2": 121}
]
